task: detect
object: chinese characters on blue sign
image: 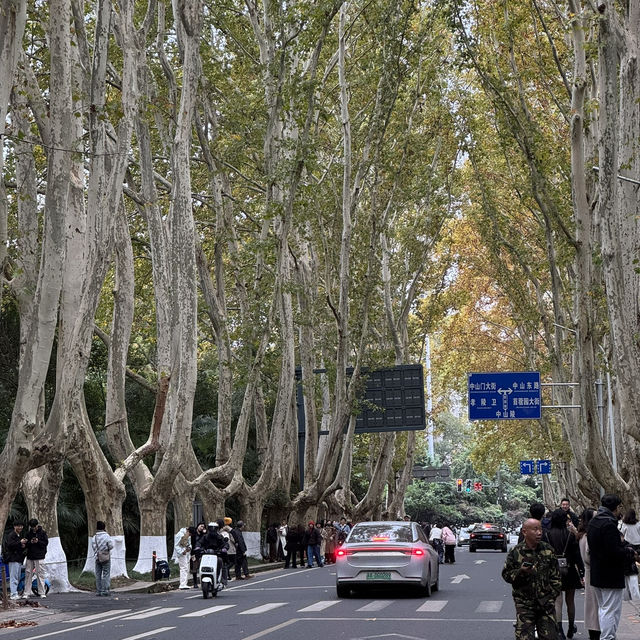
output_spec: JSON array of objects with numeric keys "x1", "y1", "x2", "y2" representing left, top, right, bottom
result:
[{"x1": 468, "y1": 371, "x2": 541, "y2": 420}]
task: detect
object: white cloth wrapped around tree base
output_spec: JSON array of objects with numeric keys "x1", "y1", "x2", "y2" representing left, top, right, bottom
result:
[
  {"x1": 82, "y1": 535, "x2": 128, "y2": 578},
  {"x1": 42, "y1": 537, "x2": 79, "y2": 593},
  {"x1": 244, "y1": 531, "x2": 261, "y2": 559},
  {"x1": 133, "y1": 536, "x2": 168, "y2": 576}
]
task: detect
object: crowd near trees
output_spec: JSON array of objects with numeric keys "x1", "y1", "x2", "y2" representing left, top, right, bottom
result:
[{"x1": 0, "y1": 0, "x2": 638, "y2": 590}]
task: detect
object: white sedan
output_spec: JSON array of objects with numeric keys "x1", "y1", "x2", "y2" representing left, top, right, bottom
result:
[{"x1": 335, "y1": 521, "x2": 439, "y2": 597}]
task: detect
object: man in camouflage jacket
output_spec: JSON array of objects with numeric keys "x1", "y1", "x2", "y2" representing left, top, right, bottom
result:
[{"x1": 502, "y1": 518, "x2": 562, "y2": 640}]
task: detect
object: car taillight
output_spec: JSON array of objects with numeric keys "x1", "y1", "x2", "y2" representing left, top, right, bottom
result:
[
  {"x1": 411, "y1": 548, "x2": 425, "y2": 556},
  {"x1": 498, "y1": 533, "x2": 504, "y2": 538},
  {"x1": 336, "y1": 548, "x2": 352, "y2": 557},
  {"x1": 470, "y1": 533, "x2": 476, "y2": 538}
]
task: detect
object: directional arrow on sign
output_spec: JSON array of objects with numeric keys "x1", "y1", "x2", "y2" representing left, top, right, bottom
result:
[
  {"x1": 474, "y1": 560, "x2": 487, "y2": 565},
  {"x1": 451, "y1": 574, "x2": 470, "y2": 584}
]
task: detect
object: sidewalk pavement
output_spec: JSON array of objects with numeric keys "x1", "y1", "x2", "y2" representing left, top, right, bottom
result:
[{"x1": 0, "y1": 561, "x2": 284, "y2": 630}]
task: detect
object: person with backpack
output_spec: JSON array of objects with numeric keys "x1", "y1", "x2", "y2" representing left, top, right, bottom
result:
[
  {"x1": 231, "y1": 521, "x2": 252, "y2": 580},
  {"x1": 92, "y1": 521, "x2": 114, "y2": 597},
  {"x1": 545, "y1": 508, "x2": 584, "y2": 639}
]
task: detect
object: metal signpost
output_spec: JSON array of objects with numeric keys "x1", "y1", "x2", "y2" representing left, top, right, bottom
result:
[{"x1": 468, "y1": 371, "x2": 541, "y2": 420}]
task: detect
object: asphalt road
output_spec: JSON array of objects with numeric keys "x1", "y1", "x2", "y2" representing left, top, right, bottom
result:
[{"x1": 1, "y1": 544, "x2": 587, "y2": 640}]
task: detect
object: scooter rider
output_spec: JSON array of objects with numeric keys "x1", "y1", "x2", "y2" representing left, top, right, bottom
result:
[{"x1": 203, "y1": 522, "x2": 229, "y2": 585}]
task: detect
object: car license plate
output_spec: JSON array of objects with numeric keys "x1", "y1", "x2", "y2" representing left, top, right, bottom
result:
[
  {"x1": 366, "y1": 571, "x2": 391, "y2": 580},
  {"x1": 482, "y1": 535, "x2": 492, "y2": 539}
]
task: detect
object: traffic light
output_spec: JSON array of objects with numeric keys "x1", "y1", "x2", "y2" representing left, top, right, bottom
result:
[
  {"x1": 474, "y1": 481, "x2": 483, "y2": 492},
  {"x1": 456, "y1": 478, "x2": 463, "y2": 493},
  {"x1": 465, "y1": 479, "x2": 472, "y2": 493}
]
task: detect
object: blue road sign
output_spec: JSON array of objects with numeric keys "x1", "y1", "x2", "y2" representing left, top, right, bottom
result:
[
  {"x1": 536, "y1": 459, "x2": 552, "y2": 474},
  {"x1": 520, "y1": 460, "x2": 535, "y2": 475},
  {"x1": 468, "y1": 371, "x2": 541, "y2": 420}
]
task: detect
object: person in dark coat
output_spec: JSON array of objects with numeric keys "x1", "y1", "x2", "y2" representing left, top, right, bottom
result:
[
  {"x1": 190, "y1": 522, "x2": 207, "y2": 587},
  {"x1": 545, "y1": 508, "x2": 584, "y2": 639},
  {"x1": 305, "y1": 521, "x2": 323, "y2": 568},
  {"x1": 560, "y1": 498, "x2": 580, "y2": 528},
  {"x1": 231, "y1": 521, "x2": 251, "y2": 580},
  {"x1": 296, "y1": 524, "x2": 306, "y2": 567},
  {"x1": 2, "y1": 522, "x2": 27, "y2": 599},
  {"x1": 587, "y1": 494, "x2": 639, "y2": 640},
  {"x1": 24, "y1": 518, "x2": 48, "y2": 599},
  {"x1": 284, "y1": 524, "x2": 299, "y2": 568},
  {"x1": 266, "y1": 524, "x2": 278, "y2": 562}
]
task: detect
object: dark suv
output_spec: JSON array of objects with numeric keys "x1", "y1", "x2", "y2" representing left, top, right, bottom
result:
[{"x1": 468, "y1": 523, "x2": 508, "y2": 552}]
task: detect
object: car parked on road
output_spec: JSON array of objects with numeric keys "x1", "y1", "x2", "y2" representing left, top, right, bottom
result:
[
  {"x1": 335, "y1": 521, "x2": 439, "y2": 598},
  {"x1": 468, "y1": 523, "x2": 508, "y2": 552}
]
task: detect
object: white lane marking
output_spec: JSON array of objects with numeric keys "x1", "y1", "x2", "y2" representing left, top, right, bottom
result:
[
  {"x1": 356, "y1": 600, "x2": 394, "y2": 612},
  {"x1": 297, "y1": 600, "x2": 341, "y2": 612},
  {"x1": 241, "y1": 619, "x2": 298, "y2": 640},
  {"x1": 119, "y1": 628, "x2": 175, "y2": 640},
  {"x1": 123, "y1": 607, "x2": 181, "y2": 620},
  {"x1": 239, "y1": 602, "x2": 288, "y2": 615},
  {"x1": 475, "y1": 600, "x2": 503, "y2": 613},
  {"x1": 22, "y1": 612, "x2": 136, "y2": 640},
  {"x1": 416, "y1": 600, "x2": 447, "y2": 612},
  {"x1": 451, "y1": 574, "x2": 471, "y2": 583},
  {"x1": 71, "y1": 609, "x2": 132, "y2": 623},
  {"x1": 179, "y1": 604, "x2": 236, "y2": 617}
]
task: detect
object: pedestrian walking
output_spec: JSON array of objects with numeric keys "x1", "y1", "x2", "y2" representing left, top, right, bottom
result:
[
  {"x1": 284, "y1": 523, "x2": 299, "y2": 568},
  {"x1": 266, "y1": 524, "x2": 278, "y2": 562},
  {"x1": 190, "y1": 522, "x2": 206, "y2": 588},
  {"x1": 173, "y1": 526, "x2": 191, "y2": 589},
  {"x1": 296, "y1": 524, "x2": 306, "y2": 567},
  {"x1": 231, "y1": 521, "x2": 252, "y2": 580},
  {"x1": 24, "y1": 518, "x2": 48, "y2": 598},
  {"x1": 502, "y1": 518, "x2": 562, "y2": 640},
  {"x1": 2, "y1": 521, "x2": 27, "y2": 600},
  {"x1": 92, "y1": 521, "x2": 114, "y2": 597},
  {"x1": 429, "y1": 523, "x2": 444, "y2": 564},
  {"x1": 442, "y1": 524, "x2": 457, "y2": 564},
  {"x1": 221, "y1": 518, "x2": 236, "y2": 582},
  {"x1": 544, "y1": 508, "x2": 584, "y2": 638},
  {"x1": 277, "y1": 520, "x2": 288, "y2": 561},
  {"x1": 587, "y1": 494, "x2": 639, "y2": 640},
  {"x1": 578, "y1": 508, "x2": 600, "y2": 640},
  {"x1": 304, "y1": 522, "x2": 323, "y2": 567}
]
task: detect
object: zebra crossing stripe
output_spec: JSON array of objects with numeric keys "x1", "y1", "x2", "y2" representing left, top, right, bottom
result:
[
  {"x1": 475, "y1": 601, "x2": 503, "y2": 613},
  {"x1": 356, "y1": 600, "x2": 394, "y2": 612},
  {"x1": 416, "y1": 600, "x2": 447, "y2": 612},
  {"x1": 297, "y1": 600, "x2": 341, "y2": 612},
  {"x1": 119, "y1": 628, "x2": 175, "y2": 640},
  {"x1": 71, "y1": 610, "x2": 132, "y2": 623},
  {"x1": 124, "y1": 607, "x2": 182, "y2": 620},
  {"x1": 239, "y1": 603, "x2": 288, "y2": 615},
  {"x1": 180, "y1": 604, "x2": 236, "y2": 617}
]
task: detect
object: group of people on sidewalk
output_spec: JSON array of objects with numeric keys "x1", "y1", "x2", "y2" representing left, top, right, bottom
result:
[
  {"x1": 267, "y1": 518, "x2": 352, "y2": 569},
  {"x1": 503, "y1": 494, "x2": 640, "y2": 640},
  {"x1": 1, "y1": 519, "x2": 49, "y2": 600},
  {"x1": 173, "y1": 518, "x2": 253, "y2": 590}
]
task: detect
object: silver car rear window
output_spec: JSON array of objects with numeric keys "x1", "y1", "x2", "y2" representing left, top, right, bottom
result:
[{"x1": 349, "y1": 524, "x2": 414, "y2": 543}]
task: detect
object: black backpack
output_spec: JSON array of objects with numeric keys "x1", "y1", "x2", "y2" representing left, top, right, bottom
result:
[{"x1": 155, "y1": 559, "x2": 170, "y2": 580}]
